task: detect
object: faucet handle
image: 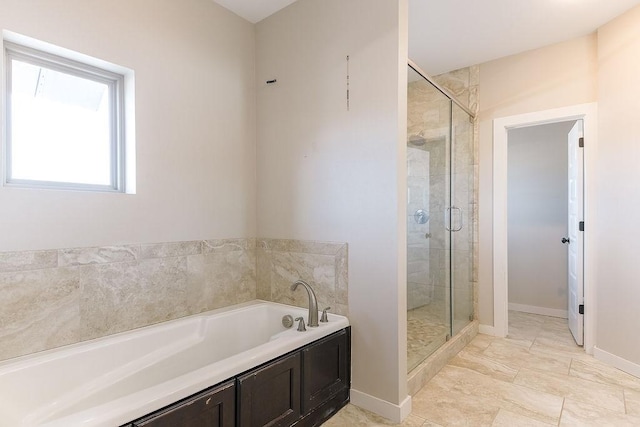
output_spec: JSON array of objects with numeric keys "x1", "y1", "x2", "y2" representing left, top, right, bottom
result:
[
  {"x1": 320, "y1": 307, "x2": 331, "y2": 323},
  {"x1": 295, "y1": 317, "x2": 307, "y2": 332}
]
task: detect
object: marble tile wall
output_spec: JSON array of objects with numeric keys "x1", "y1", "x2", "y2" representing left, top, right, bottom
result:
[
  {"x1": 256, "y1": 239, "x2": 348, "y2": 317},
  {"x1": 0, "y1": 237, "x2": 348, "y2": 362},
  {"x1": 407, "y1": 147, "x2": 432, "y2": 310},
  {"x1": 0, "y1": 239, "x2": 258, "y2": 362},
  {"x1": 407, "y1": 77, "x2": 450, "y2": 323}
]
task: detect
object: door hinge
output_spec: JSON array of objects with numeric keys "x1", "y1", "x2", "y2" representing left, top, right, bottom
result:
[
  {"x1": 579, "y1": 221, "x2": 584, "y2": 231},
  {"x1": 579, "y1": 137, "x2": 584, "y2": 148},
  {"x1": 579, "y1": 304, "x2": 584, "y2": 315}
]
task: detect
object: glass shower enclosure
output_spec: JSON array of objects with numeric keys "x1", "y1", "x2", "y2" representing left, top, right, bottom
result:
[{"x1": 406, "y1": 62, "x2": 475, "y2": 372}]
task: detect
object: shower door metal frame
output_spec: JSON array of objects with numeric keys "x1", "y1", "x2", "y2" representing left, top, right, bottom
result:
[{"x1": 408, "y1": 60, "x2": 476, "y2": 119}]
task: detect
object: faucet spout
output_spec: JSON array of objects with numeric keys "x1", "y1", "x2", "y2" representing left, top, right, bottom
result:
[{"x1": 290, "y1": 280, "x2": 319, "y2": 327}]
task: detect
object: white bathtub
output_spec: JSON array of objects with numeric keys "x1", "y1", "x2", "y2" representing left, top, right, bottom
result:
[{"x1": 0, "y1": 300, "x2": 349, "y2": 427}]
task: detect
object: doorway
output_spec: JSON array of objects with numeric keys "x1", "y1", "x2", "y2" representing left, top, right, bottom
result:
[
  {"x1": 507, "y1": 121, "x2": 574, "y2": 317},
  {"x1": 507, "y1": 120, "x2": 585, "y2": 346},
  {"x1": 492, "y1": 103, "x2": 597, "y2": 354}
]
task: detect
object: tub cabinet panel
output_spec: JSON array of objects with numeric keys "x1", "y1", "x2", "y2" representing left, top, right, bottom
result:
[
  {"x1": 301, "y1": 328, "x2": 350, "y2": 414},
  {"x1": 237, "y1": 352, "x2": 302, "y2": 427},
  {"x1": 125, "y1": 327, "x2": 351, "y2": 427},
  {"x1": 132, "y1": 380, "x2": 235, "y2": 427}
]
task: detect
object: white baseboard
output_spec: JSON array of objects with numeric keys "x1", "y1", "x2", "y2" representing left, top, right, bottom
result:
[
  {"x1": 478, "y1": 324, "x2": 496, "y2": 336},
  {"x1": 509, "y1": 303, "x2": 568, "y2": 319},
  {"x1": 594, "y1": 347, "x2": 640, "y2": 379},
  {"x1": 350, "y1": 389, "x2": 412, "y2": 423}
]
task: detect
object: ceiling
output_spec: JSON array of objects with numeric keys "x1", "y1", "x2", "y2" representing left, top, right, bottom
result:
[
  {"x1": 213, "y1": 0, "x2": 297, "y2": 24},
  {"x1": 213, "y1": 0, "x2": 640, "y2": 75},
  {"x1": 409, "y1": 0, "x2": 640, "y2": 75}
]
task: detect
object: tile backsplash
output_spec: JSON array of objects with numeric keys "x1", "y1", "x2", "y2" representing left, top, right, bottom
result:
[
  {"x1": 257, "y1": 239, "x2": 348, "y2": 317},
  {"x1": 0, "y1": 238, "x2": 348, "y2": 362}
]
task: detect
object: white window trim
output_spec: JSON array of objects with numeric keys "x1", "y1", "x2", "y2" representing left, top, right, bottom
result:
[{"x1": 2, "y1": 34, "x2": 133, "y2": 193}]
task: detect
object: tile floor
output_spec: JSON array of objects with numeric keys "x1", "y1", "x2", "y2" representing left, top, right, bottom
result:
[{"x1": 325, "y1": 311, "x2": 640, "y2": 426}]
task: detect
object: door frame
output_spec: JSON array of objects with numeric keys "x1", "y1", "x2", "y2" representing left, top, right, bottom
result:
[{"x1": 492, "y1": 103, "x2": 597, "y2": 354}]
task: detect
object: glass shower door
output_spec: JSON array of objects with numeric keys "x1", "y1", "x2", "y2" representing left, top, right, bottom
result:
[
  {"x1": 406, "y1": 64, "x2": 475, "y2": 373},
  {"x1": 406, "y1": 66, "x2": 452, "y2": 372},
  {"x1": 450, "y1": 103, "x2": 474, "y2": 337}
]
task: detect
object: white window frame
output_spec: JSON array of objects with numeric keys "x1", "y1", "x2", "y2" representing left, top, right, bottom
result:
[{"x1": 4, "y1": 41, "x2": 126, "y2": 192}]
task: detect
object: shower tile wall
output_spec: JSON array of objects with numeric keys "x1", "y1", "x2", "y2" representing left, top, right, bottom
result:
[
  {"x1": 407, "y1": 147, "x2": 431, "y2": 310},
  {"x1": 470, "y1": 65, "x2": 480, "y2": 318},
  {"x1": 407, "y1": 78, "x2": 451, "y2": 321},
  {"x1": 0, "y1": 237, "x2": 349, "y2": 362}
]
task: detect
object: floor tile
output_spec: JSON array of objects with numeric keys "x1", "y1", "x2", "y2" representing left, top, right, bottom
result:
[
  {"x1": 449, "y1": 349, "x2": 518, "y2": 382},
  {"x1": 324, "y1": 312, "x2": 640, "y2": 427},
  {"x1": 509, "y1": 310, "x2": 546, "y2": 327},
  {"x1": 534, "y1": 333, "x2": 582, "y2": 352},
  {"x1": 507, "y1": 314, "x2": 543, "y2": 343},
  {"x1": 506, "y1": 329, "x2": 538, "y2": 345},
  {"x1": 491, "y1": 409, "x2": 555, "y2": 426},
  {"x1": 624, "y1": 389, "x2": 640, "y2": 415},
  {"x1": 559, "y1": 398, "x2": 640, "y2": 426},
  {"x1": 417, "y1": 365, "x2": 563, "y2": 425},
  {"x1": 483, "y1": 339, "x2": 572, "y2": 374},
  {"x1": 324, "y1": 404, "x2": 428, "y2": 427},
  {"x1": 570, "y1": 358, "x2": 640, "y2": 392},
  {"x1": 502, "y1": 335, "x2": 535, "y2": 348},
  {"x1": 528, "y1": 338, "x2": 591, "y2": 363},
  {"x1": 535, "y1": 315, "x2": 569, "y2": 329},
  {"x1": 540, "y1": 316, "x2": 571, "y2": 334},
  {"x1": 514, "y1": 367, "x2": 625, "y2": 413},
  {"x1": 464, "y1": 333, "x2": 500, "y2": 353},
  {"x1": 412, "y1": 373, "x2": 500, "y2": 427},
  {"x1": 536, "y1": 326, "x2": 577, "y2": 345}
]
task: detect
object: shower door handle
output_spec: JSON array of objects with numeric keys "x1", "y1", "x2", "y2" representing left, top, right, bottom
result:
[
  {"x1": 451, "y1": 206, "x2": 463, "y2": 232},
  {"x1": 445, "y1": 207, "x2": 463, "y2": 232}
]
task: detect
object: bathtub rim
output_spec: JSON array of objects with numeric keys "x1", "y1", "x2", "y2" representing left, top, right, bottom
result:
[{"x1": 0, "y1": 299, "x2": 343, "y2": 370}]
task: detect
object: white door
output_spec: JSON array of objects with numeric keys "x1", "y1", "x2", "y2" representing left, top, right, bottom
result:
[{"x1": 567, "y1": 121, "x2": 584, "y2": 345}]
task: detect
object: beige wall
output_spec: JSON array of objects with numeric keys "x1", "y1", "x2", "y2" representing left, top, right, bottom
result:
[
  {"x1": 479, "y1": 5, "x2": 640, "y2": 370},
  {"x1": 595, "y1": 5, "x2": 640, "y2": 364},
  {"x1": 507, "y1": 122, "x2": 572, "y2": 313},
  {"x1": 256, "y1": 0, "x2": 409, "y2": 411},
  {"x1": 0, "y1": 0, "x2": 408, "y2": 413},
  {"x1": 477, "y1": 35, "x2": 598, "y2": 325},
  {"x1": 0, "y1": 0, "x2": 256, "y2": 252}
]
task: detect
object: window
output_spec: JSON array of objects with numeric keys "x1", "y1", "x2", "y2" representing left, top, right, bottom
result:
[{"x1": 4, "y1": 40, "x2": 128, "y2": 192}]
